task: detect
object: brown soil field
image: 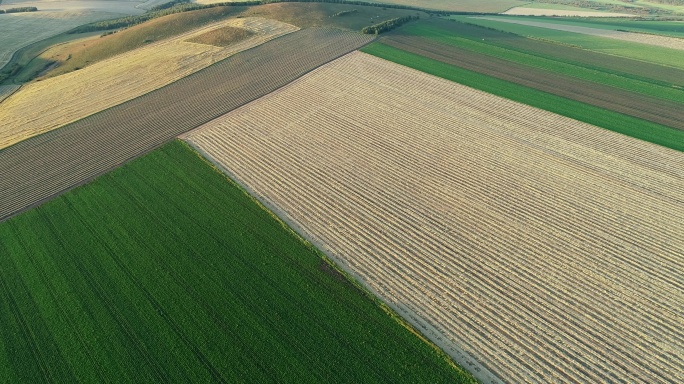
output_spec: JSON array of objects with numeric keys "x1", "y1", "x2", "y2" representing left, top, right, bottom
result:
[
  {"x1": 419, "y1": 19, "x2": 684, "y2": 88},
  {"x1": 186, "y1": 25, "x2": 254, "y2": 47},
  {"x1": 0, "y1": 17, "x2": 298, "y2": 149},
  {"x1": 0, "y1": 28, "x2": 374, "y2": 222},
  {"x1": 381, "y1": 35, "x2": 684, "y2": 131},
  {"x1": 477, "y1": 16, "x2": 684, "y2": 50},
  {"x1": 184, "y1": 51, "x2": 684, "y2": 384}
]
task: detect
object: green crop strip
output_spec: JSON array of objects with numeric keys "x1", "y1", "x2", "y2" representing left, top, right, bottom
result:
[
  {"x1": 451, "y1": 16, "x2": 684, "y2": 70},
  {"x1": 362, "y1": 43, "x2": 684, "y2": 151},
  {"x1": 399, "y1": 22, "x2": 684, "y2": 103},
  {"x1": 0, "y1": 141, "x2": 476, "y2": 383}
]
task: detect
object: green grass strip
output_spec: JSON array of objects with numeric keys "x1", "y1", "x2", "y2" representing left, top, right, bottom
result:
[
  {"x1": 400, "y1": 22, "x2": 684, "y2": 103},
  {"x1": 362, "y1": 42, "x2": 684, "y2": 151},
  {"x1": 0, "y1": 140, "x2": 476, "y2": 383},
  {"x1": 450, "y1": 16, "x2": 684, "y2": 70}
]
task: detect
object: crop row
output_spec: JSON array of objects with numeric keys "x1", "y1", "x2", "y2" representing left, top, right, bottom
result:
[
  {"x1": 0, "y1": 28, "x2": 375, "y2": 222},
  {"x1": 184, "y1": 51, "x2": 684, "y2": 383},
  {"x1": 0, "y1": 141, "x2": 473, "y2": 382},
  {"x1": 0, "y1": 17, "x2": 299, "y2": 148},
  {"x1": 362, "y1": 42, "x2": 684, "y2": 151}
]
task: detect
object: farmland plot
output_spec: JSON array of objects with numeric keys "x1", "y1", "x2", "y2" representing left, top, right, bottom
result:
[
  {"x1": 475, "y1": 16, "x2": 684, "y2": 50},
  {"x1": 0, "y1": 28, "x2": 374, "y2": 221},
  {"x1": 502, "y1": 7, "x2": 634, "y2": 16},
  {"x1": 0, "y1": 85, "x2": 20, "y2": 103},
  {"x1": 0, "y1": 17, "x2": 298, "y2": 148},
  {"x1": 0, "y1": 10, "x2": 126, "y2": 71},
  {"x1": 184, "y1": 51, "x2": 684, "y2": 384}
]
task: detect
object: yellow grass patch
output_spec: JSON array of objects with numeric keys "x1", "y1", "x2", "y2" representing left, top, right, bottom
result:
[
  {"x1": 0, "y1": 17, "x2": 298, "y2": 149},
  {"x1": 185, "y1": 25, "x2": 254, "y2": 47},
  {"x1": 184, "y1": 51, "x2": 684, "y2": 384}
]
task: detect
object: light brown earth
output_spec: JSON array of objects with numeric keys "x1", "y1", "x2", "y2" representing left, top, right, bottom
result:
[
  {"x1": 184, "y1": 51, "x2": 684, "y2": 384},
  {"x1": 0, "y1": 17, "x2": 298, "y2": 149},
  {"x1": 476, "y1": 16, "x2": 684, "y2": 50}
]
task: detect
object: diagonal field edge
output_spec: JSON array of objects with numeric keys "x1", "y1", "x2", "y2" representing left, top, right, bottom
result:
[{"x1": 0, "y1": 28, "x2": 375, "y2": 222}]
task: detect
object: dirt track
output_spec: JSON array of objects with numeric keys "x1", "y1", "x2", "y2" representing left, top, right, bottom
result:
[
  {"x1": 382, "y1": 35, "x2": 684, "y2": 131},
  {"x1": 185, "y1": 51, "x2": 684, "y2": 383},
  {"x1": 0, "y1": 29, "x2": 374, "y2": 222}
]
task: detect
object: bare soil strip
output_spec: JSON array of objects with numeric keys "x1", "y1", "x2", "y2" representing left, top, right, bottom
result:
[
  {"x1": 381, "y1": 35, "x2": 684, "y2": 131},
  {"x1": 476, "y1": 16, "x2": 684, "y2": 50},
  {"x1": 184, "y1": 51, "x2": 684, "y2": 384},
  {"x1": 0, "y1": 29, "x2": 374, "y2": 222},
  {"x1": 0, "y1": 17, "x2": 298, "y2": 148}
]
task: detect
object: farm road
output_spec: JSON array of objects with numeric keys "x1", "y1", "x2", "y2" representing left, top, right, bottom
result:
[{"x1": 0, "y1": 28, "x2": 374, "y2": 222}]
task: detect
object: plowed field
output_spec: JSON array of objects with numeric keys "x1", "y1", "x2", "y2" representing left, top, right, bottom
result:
[
  {"x1": 476, "y1": 16, "x2": 684, "y2": 50},
  {"x1": 0, "y1": 28, "x2": 374, "y2": 221},
  {"x1": 380, "y1": 35, "x2": 684, "y2": 131},
  {"x1": 0, "y1": 17, "x2": 298, "y2": 148},
  {"x1": 184, "y1": 51, "x2": 684, "y2": 384}
]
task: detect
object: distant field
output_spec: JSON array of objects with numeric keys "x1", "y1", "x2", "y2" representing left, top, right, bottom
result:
[
  {"x1": 502, "y1": 6, "x2": 633, "y2": 16},
  {"x1": 475, "y1": 16, "x2": 684, "y2": 50},
  {"x1": 0, "y1": 10, "x2": 125, "y2": 71},
  {"x1": 39, "y1": 6, "x2": 247, "y2": 79},
  {"x1": 0, "y1": 17, "x2": 298, "y2": 148},
  {"x1": 0, "y1": 28, "x2": 374, "y2": 221},
  {"x1": 184, "y1": 51, "x2": 684, "y2": 383},
  {"x1": 454, "y1": 15, "x2": 684, "y2": 69},
  {"x1": 358, "y1": 0, "x2": 527, "y2": 13},
  {"x1": 364, "y1": 42, "x2": 684, "y2": 151},
  {"x1": 487, "y1": 16, "x2": 684, "y2": 38},
  {"x1": 0, "y1": 140, "x2": 474, "y2": 383},
  {"x1": 0, "y1": 84, "x2": 19, "y2": 103},
  {"x1": 236, "y1": 2, "x2": 429, "y2": 30}
]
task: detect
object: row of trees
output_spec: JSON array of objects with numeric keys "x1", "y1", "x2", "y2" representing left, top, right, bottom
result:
[
  {"x1": 1, "y1": 7, "x2": 38, "y2": 13},
  {"x1": 361, "y1": 15, "x2": 419, "y2": 34}
]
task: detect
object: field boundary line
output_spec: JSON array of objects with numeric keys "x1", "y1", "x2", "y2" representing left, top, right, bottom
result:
[{"x1": 183, "y1": 136, "x2": 499, "y2": 384}]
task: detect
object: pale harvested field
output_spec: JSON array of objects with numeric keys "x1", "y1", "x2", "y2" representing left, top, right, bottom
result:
[
  {"x1": 502, "y1": 7, "x2": 634, "y2": 17},
  {"x1": 477, "y1": 16, "x2": 684, "y2": 50},
  {"x1": 0, "y1": 9, "x2": 126, "y2": 70},
  {"x1": 185, "y1": 51, "x2": 684, "y2": 384},
  {"x1": 0, "y1": 17, "x2": 298, "y2": 149}
]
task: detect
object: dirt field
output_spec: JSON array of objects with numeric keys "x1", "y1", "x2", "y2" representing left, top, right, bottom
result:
[
  {"x1": 381, "y1": 35, "x2": 684, "y2": 130},
  {"x1": 502, "y1": 6, "x2": 634, "y2": 16},
  {"x1": 0, "y1": 28, "x2": 374, "y2": 221},
  {"x1": 476, "y1": 16, "x2": 684, "y2": 50},
  {"x1": 184, "y1": 51, "x2": 684, "y2": 384},
  {"x1": 0, "y1": 17, "x2": 298, "y2": 149}
]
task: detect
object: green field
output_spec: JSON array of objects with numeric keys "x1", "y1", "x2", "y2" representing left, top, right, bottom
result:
[
  {"x1": 362, "y1": 42, "x2": 684, "y2": 151},
  {"x1": 452, "y1": 16, "x2": 684, "y2": 69},
  {"x1": 398, "y1": 21, "x2": 684, "y2": 103},
  {"x1": 0, "y1": 141, "x2": 475, "y2": 383},
  {"x1": 481, "y1": 15, "x2": 684, "y2": 37}
]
